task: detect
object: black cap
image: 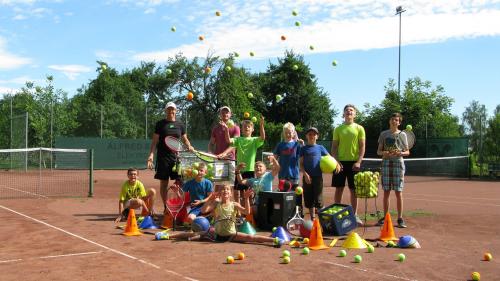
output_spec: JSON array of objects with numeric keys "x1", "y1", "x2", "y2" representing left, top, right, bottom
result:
[{"x1": 306, "y1": 127, "x2": 319, "y2": 134}]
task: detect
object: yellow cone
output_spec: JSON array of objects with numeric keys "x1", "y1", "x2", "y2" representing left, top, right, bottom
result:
[{"x1": 341, "y1": 232, "x2": 367, "y2": 249}]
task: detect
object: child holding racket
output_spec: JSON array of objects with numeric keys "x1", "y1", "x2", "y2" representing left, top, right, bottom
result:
[
  {"x1": 218, "y1": 116, "x2": 265, "y2": 205},
  {"x1": 376, "y1": 113, "x2": 410, "y2": 228},
  {"x1": 160, "y1": 185, "x2": 284, "y2": 247},
  {"x1": 115, "y1": 168, "x2": 156, "y2": 223},
  {"x1": 181, "y1": 162, "x2": 214, "y2": 223}
]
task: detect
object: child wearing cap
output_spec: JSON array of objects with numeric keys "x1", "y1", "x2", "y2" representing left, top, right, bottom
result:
[{"x1": 299, "y1": 127, "x2": 332, "y2": 220}]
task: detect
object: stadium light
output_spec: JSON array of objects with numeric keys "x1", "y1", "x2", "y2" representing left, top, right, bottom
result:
[{"x1": 395, "y1": 6, "x2": 406, "y2": 95}]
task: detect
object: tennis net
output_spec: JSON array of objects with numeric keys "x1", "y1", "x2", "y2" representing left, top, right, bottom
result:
[
  {"x1": 0, "y1": 148, "x2": 93, "y2": 199},
  {"x1": 362, "y1": 156, "x2": 470, "y2": 178}
]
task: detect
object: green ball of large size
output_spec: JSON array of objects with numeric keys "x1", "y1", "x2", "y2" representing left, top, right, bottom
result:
[{"x1": 320, "y1": 155, "x2": 338, "y2": 173}]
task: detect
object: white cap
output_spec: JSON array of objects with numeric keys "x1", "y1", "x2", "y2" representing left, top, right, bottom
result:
[
  {"x1": 165, "y1": 102, "x2": 177, "y2": 110},
  {"x1": 219, "y1": 106, "x2": 231, "y2": 113}
]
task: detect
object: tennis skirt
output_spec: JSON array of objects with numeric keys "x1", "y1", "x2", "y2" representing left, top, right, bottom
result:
[{"x1": 381, "y1": 158, "x2": 405, "y2": 191}]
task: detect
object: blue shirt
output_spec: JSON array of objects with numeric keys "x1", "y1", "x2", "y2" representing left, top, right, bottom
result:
[
  {"x1": 300, "y1": 144, "x2": 328, "y2": 177},
  {"x1": 182, "y1": 178, "x2": 213, "y2": 204},
  {"x1": 273, "y1": 141, "x2": 301, "y2": 180}
]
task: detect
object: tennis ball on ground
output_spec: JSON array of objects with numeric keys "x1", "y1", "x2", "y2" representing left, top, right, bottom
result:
[
  {"x1": 397, "y1": 253, "x2": 406, "y2": 262},
  {"x1": 471, "y1": 271, "x2": 480, "y2": 281},
  {"x1": 282, "y1": 250, "x2": 291, "y2": 257},
  {"x1": 303, "y1": 238, "x2": 309, "y2": 244},
  {"x1": 302, "y1": 247, "x2": 310, "y2": 255},
  {"x1": 292, "y1": 64, "x2": 299, "y2": 70},
  {"x1": 247, "y1": 92, "x2": 253, "y2": 98},
  {"x1": 332, "y1": 60, "x2": 338, "y2": 67},
  {"x1": 484, "y1": 252, "x2": 492, "y2": 261},
  {"x1": 282, "y1": 256, "x2": 291, "y2": 264},
  {"x1": 251, "y1": 116, "x2": 257, "y2": 123},
  {"x1": 295, "y1": 186, "x2": 303, "y2": 195},
  {"x1": 171, "y1": 26, "x2": 176, "y2": 32},
  {"x1": 339, "y1": 250, "x2": 347, "y2": 257},
  {"x1": 237, "y1": 252, "x2": 245, "y2": 260},
  {"x1": 406, "y1": 124, "x2": 412, "y2": 131},
  {"x1": 367, "y1": 245, "x2": 375, "y2": 253},
  {"x1": 226, "y1": 256, "x2": 235, "y2": 264},
  {"x1": 354, "y1": 255, "x2": 362, "y2": 263}
]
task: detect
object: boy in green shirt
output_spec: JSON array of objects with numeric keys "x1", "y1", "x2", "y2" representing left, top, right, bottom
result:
[
  {"x1": 115, "y1": 168, "x2": 156, "y2": 222},
  {"x1": 331, "y1": 104, "x2": 366, "y2": 225}
]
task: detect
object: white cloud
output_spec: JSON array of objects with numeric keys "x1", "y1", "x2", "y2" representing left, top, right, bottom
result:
[
  {"x1": 0, "y1": 86, "x2": 20, "y2": 95},
  {"x1": 133, "y1": 1, "x2": 500, "y2": 62},
  {"x1": 0, "y1": 76, "x2": 33, "y2": 84},
  {"x1": 144, "y1": 7, "x2": 155, "y2": 14},
  {"x1": 0, "y1": 38, "x2": 32, "y2": 69},
  {"x1": 48, "y1": 64, "x2": 92, "y2": 80}
]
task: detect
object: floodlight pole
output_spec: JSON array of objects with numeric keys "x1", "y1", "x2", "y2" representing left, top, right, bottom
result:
[{"x1": 396, "y1": 6, "x2": 406, "y2": 95}]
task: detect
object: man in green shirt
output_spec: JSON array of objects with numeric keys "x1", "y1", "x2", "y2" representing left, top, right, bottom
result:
[{"x1": 331, "y1": 104, "x2": 366, "y2": 226}]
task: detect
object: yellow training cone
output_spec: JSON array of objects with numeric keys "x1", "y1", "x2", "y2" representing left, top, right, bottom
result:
[{"x1": 341, "y1": 232, "x2": 367, "y2": 249}]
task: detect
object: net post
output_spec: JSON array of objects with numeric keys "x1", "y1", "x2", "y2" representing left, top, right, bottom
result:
[{"x1": 88, "y1": 149, "x2": 94, "y2": 197}]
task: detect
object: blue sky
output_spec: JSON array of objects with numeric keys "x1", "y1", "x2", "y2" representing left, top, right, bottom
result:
[{"x1": 1, "y1": 0, "x2": 499, "y2": 125}]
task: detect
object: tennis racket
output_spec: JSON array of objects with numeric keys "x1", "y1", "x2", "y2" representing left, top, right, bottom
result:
[
  {"x1": 165, "y1": 182, "x2": 185, "y2": 231},
  {"x1": 395, "y1": 129, "x2": 415, "y2": 152},
  {"x1": 286, "y1": 206, "x2": 305, "y2": 238},
  {"x1": 164, "y1": 136, "x2": 233, "y2": 163}
]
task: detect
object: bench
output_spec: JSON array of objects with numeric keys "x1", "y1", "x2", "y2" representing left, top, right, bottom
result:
[{"x1": 488, "y1": 163, "x2": 500, "y2": 178}]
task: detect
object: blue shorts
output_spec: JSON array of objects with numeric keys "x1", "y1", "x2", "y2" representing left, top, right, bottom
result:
[{"x1": 188, "y1": 206, "x2": 203, "y2": 216}]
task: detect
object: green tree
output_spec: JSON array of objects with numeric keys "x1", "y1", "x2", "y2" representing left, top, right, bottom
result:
[
  {"x1": 484, "y1": 105, "x2": 500, "y2": 163},
  {"x1": 462, "y1": 100, "x2": 488, "y2": 157}
]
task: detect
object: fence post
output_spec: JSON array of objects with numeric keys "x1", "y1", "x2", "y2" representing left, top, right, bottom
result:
[{"x1": 88, "y1": 149, "x2": 94, "y2": 197}]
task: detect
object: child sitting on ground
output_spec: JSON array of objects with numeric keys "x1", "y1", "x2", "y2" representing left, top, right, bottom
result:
[
  {"x1": 115, "y1": 168, "x2": 156, "y2": 223},
  {"x1": 181, "y1": 162, "x2": 214, "y2": 223},
  {"x1": 162, "y1": 185, "x2": 284, "y2": 247}
]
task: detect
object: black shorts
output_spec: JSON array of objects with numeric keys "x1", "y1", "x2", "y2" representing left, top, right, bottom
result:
[
  {"x1": 121, "y1": 208, "x2": 130, "y2": 218},
  {"x1": 235, "y1": 171, "x2": 254, "y2": 191},
  {"x1": 215, "y1": 234, "x2": 235, "y2": 242},
  {"x1": 303, "y1": 175, "x2": 323, "y2": 209},
  {"x1": 332, "y1": 161, "x2": 358, "y2": 189},
  {"x1": 154, "y1": 156, "x2": 179, "y2": 181}
]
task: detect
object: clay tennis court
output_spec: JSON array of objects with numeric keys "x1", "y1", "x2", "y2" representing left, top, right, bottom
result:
[{"x1": 1, "y1": 170, "x2": 499, "y2": 280}]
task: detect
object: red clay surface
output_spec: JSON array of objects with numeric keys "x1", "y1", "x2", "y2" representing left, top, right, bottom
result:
[{"x1": 1, "y1": 170, "x2": 499, "y2": 281}]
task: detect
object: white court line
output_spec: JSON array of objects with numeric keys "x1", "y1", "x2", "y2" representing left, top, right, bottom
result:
[
  {"x1": 0, "y1": 251, "x2": 102, "y2": 264},
  {"x1": 405, "y1": 197, "x2": 500, "y2": 207},
  {"x1": 0, "y1": 204, "x2": 198, "y2": 281},
  {"x1": 323, "y1": 261, "x2": 418, "y2": 281},
  {"x1": 0, "y1": 185, "x2": 48, "y2": 198},
  {"x1": 405, "y1": 192, "x2": 500, "y2": 202}
]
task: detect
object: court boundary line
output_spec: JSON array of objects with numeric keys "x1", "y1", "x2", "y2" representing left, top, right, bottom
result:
[
  {"x1": 0, "y1": 251, "x2": 102, "y2": 264},
  {"x1": 0, "y1": 184, "x2": 48, "y2": 199},
  {"x1": 405, "y1": 197, "x2": 500, "y2": 207},
  {"x1": 0, "y1": 204, "x2": 198, "y2": 281},
  {"x1": 322, "y1": 261, "x2": 418, "y2": 281},
  {"x1": 406, "y1": 192, "x2": 500, "y2": 202}
]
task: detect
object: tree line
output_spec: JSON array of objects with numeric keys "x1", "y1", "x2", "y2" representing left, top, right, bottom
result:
[{"x1": 0, "y1": 51, "x2": 498, "y2": 165}]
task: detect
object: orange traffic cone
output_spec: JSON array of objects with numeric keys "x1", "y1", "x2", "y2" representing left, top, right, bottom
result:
[
  {"x1": 123, "y1": 209, "x2": 142, "y2": 236},
  {"x1": 161, "y1": 211, "x2": 174, "y2": 229},
  {"x1": 379, "y1": 212, "x2": 398, "y2": 241},
  {"x1": 308, "y1": 218, "x2": 329, "y2": 250}
]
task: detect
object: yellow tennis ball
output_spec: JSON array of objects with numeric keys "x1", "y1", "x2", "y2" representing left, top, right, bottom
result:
[
  {"x1": 471, "y1": 271, "x2": 480, "y2": 281},
  {"x1": 226, "y1": 256, "x2": 234, "y2": 264},
  {"x1": 484, "y1": 252, "x2": 492, "y2": 261},
  {"x1": 237, "y1": 252, "x2": 245, "y2": 260},
  {"x1": 251, "y1": 116, "x2": 257, "y2": 123},
  {"x1": 282, "y1": 250, "x2": 290, "y2": 257},
  {"x1": 282, "y1": 256, "x2": 290, "y2": 264},
  {"x1": 295, "y1": 186, "x2": 303, "y2": 195},
  {"x1": 303, "y1": 238, "x2": 309, "y2": 244}
]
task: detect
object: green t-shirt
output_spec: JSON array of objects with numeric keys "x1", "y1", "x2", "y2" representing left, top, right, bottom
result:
[
  {"x1": 231, "y1": 136, "x2": 264, "y2": 172},
  {"x1": 332, "y1": 123, "x2": 365, "y2": 161},
  {"x1": 119, "y1": 180, "x2": 147, "y2": 202}
]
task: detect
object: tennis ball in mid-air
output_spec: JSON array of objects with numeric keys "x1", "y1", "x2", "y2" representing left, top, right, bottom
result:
[
  {"x1": 281, "y1": 35, "x2": 287, "y2": 41},
  {"x1": 295, "y1": 21, "x2": 301, "y2": 26},
  {"x1": 406, "y1": 124, "x2": 413, "y2": 131},
  {"x1": 292, "y1": 9, "x2": 298, "y2": 16},
  {"x1": 215, "y1": 11, "x2": 221, "y2": 16},
  {"x1": 339, "y1": 250, "x2": 347, "y2": 257},
  {"x1": 249, "y1": 51, "x2": 255, "y2": 57},
  {"x1": 332, "y1": 60, "x2": 338, "y2": 67},
  {"x1": 354, "y1": 255, "x2": 362, "y2": 263},
  {"x1": 282, "y1": 250, "x2": 291, "y2": 257},
  {"x1": 247, "y1": 92, "x2": 253, "y2": 98},
  {"x1": 484, "y1": 252, "x2": 492, "y2": 261},
  {"x1": 292, "y1": 64, "x2": 299, "y2": 70},
  {"x1": 251, "y1": 116, "x2": 257, "y2": 123},
  {"x1": 166, "y1": 68, "x2": 172, "y2": 75},
  {"x1": 198, "y1": 35, "x2": 205, "y2": 41},
  {"x1": 225, "y1": 66, "x2": 232, "y2": 72},
  {"x1": 226, "y1": 119, "x2": 234, "y2": 128},
  {"x1": 276, "y1": 94, "x2": 283, "y2": 102},
  {"x1": 397, "y1": 253, "x2": 406, "y2": 262},
  {"x1": 171, "y1": 26, "x2": 176, "y2": 32},
  {"x1": 226, "y1": 256, "x2": 234, "y2": 264},
  {"x1": 272, "y1": 226, "x2": 277, "y2": 232},
  {"x1": 302, "y1": 247, "x2": 310, "y2": 255},
  {"x1": 204, "y1": 67, "x2": 211, "y2": 74},
  {"x1": 101, "y1": 64, "x2": 107, "y2": 70},
  {"x1": 309, "y1": 45, "x2": 314, "y2": 50},
  {"x1": 244, "y1": 112, "x2": 250, "y2": 118},
  {"x1": 282, "y1": 256, "x2": 290, "y2": 264},
  {"x1": 237, "y1": 252, "x2": 245, "y2": 260},
  {"x1": 186, "y1": 92, "x2": 194, "y2": 101},
  {"x1": 295, "y1": 186, "x2": 303, "y2": 195},
  {"x1": 471, "y1": 271, "x2": 480, "y2": 281}
]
